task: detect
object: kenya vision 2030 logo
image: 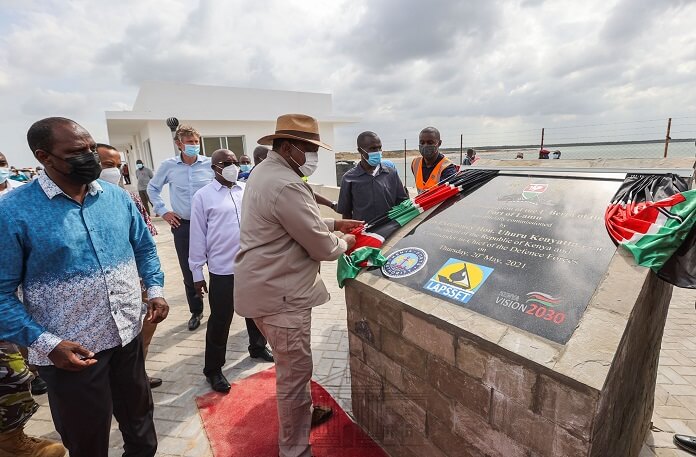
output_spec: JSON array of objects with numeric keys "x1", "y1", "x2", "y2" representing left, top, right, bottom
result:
[{"x1": 381, "y1": 248, "x2": 428, "y2": 278}]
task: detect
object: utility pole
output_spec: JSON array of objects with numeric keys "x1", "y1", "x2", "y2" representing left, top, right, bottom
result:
[
  {"x1": 664, "y1": 118, "x2": 672, "y2": 158},
  {"x1": 403, "y1": 139, "x2": 407, "y2": 179},
  {"x1": 460, "y1": 134, "x2": 463, "y2": 165},
  {"x1": 540, "y1": 128, "x2": 545, "y2": 152}
]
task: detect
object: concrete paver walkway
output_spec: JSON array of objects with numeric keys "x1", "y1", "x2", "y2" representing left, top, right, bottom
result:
[{"x1": 23, "y1": 219, "x2": 696, "y2": 456}]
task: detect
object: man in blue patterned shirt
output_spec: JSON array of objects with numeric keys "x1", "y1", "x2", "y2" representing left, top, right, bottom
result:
[{"x1": 0, "y1": 117, "x2": 169, "y2": 457}]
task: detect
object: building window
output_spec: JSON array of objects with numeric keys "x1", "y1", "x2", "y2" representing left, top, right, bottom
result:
[{"x1": 201, "y1": 136, "x2": 245, "y2": 157}]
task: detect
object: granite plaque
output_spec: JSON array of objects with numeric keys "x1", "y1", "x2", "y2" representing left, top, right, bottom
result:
[{"x1": 375, "y1": 173, "x2": 623, "y2": 344}]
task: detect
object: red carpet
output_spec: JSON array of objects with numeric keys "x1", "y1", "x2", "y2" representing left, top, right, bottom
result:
[{"x1": 196, "y1": 367, "x2": 388, "y2": 457}]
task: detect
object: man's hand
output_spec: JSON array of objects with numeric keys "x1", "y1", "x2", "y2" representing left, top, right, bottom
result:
[
  {"x1": 341, "y1": 234, "x2": 357, "y2": 250},
  {"x1": 193, "y1": 280, "x2": 208, "y2": 299},
  {"x1": 147, "y1": 297, "x2": 169, "y2": 323},
  {"x1": 48, "y1": 340, "x2": 97, "y2": 372},
  {"x1": 162, "y1": 211, "x2": 182, "y2": 228},
  {"x1": 335, "y1": 219, "x2": 364, "y2": 234}
]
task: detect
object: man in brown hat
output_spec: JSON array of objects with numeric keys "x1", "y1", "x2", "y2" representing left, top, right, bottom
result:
[{"x1": 235, "y1": 114, "x2": 361, "y2": 457}]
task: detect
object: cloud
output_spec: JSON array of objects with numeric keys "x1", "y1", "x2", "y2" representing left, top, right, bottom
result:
[
  {"x1": 0, "y1": 0, "x2": 695, "y2": 164},
  {"x1": 21, "y1": 89, "x2": 90, "y2": 116},
  {"x1": 337, "y1": 0, "x2": 501, "y2": 68}
]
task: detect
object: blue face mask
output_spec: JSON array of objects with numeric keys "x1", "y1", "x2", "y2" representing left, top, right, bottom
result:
[
  {"x1": 183, "y1": 144, "x2": 200, "y2": 157},
  {"x1": 0, "y1": 167, "x2": 10, "y2": 183},
  {"x1": 362, "y1": 149, "x2": 383, "y2": 167},
  {"x1": 240, "y1": 164, "x2": 252, "y2": 173}
]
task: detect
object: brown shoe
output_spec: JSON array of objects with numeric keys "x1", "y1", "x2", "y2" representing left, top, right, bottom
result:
[
  {"x1": 310, "y1": 405, "x2": 333, "y2": 428},
  {"x1": 0, "y1": 427, "x2": 66, "y2": 457}
]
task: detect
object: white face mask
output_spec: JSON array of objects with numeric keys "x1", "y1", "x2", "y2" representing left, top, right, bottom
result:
[
  {"x1": 99, "y1": 167, "x2": 121, "y2": 184},
  {"x1": 220, "y1": 164, "x2": 239, "y2": 183},
  {"x1": 290, "y1": 144, "x2": 319, "y2": 177},
  {"x1": 300, "y1": 152, "x2": 319, "y2": 177}
]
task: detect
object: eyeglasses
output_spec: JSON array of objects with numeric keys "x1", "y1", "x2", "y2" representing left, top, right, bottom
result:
[{"x1": 214, "y1": 161, "x2": 239, "y2": 168}]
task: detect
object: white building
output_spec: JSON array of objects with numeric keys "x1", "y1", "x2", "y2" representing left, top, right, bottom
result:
[{"x1": 105, "y1": 81, "x2": 357, "y2": 191}]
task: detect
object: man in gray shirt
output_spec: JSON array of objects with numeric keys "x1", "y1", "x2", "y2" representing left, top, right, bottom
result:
[
  {"x1": 337, "y1": 131, "x2": 409, "y2": 223},
  {"x1": 135, "y1": 159, "x2": 154, "y2": 215}
]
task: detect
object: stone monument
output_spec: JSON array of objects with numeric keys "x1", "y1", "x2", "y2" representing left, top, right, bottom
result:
[{"x1": 345, "y1": 158, "x2": 694, "y2": 457}]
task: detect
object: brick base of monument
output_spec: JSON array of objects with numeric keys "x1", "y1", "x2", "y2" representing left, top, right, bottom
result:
[{"x1": 345, "y1": 270, "x2": 672, "y2": 457}]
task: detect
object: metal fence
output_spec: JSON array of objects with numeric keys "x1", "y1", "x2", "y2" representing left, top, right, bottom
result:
[{"x1": 335, "y1": 117, "x2": 696, "y2": 188}]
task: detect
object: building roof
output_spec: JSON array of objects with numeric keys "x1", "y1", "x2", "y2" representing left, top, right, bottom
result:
[{"x1": 105, "y1": 81, "x2": 358, "y2": 123}]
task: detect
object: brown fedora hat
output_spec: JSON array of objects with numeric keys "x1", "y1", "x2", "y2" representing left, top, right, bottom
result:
[{"x1": 258, "y1": 114, "x2": 333, "y2": 151}]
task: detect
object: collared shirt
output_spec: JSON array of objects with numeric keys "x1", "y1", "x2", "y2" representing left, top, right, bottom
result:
[
  {"x1": 234, "y1": 151, "x2": 347, "y2": 319},
  {"x1": 0, "y1": 178, "x2": 23, "y2": 197},
  {"x1": 147, "y1": 154, "x2": 214, "y2": 220},
  {"x1": 189, "y1": 180, "x2": 245, "y2": 282},
  {"x1": 0, "y1": 173, "x2": 164, "y2": 365},
  {"x1": 135, "y1": 166, "x2": 154, "y2": 191},
  {"x1": 337, "y1": 162, "x2": 409, "y2": 223}
]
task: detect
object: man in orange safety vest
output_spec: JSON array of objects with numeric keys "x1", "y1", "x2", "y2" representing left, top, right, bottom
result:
[{"x1": 410, "y1": 126, "x2": 458, "y2": 193}]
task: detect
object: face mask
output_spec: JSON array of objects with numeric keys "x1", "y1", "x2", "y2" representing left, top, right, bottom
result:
[
  {"x1": 365, "y1": 150, "x2": 382, "y2": 167},
  {"x1": 290, "y1": 144, "x2": 319, "y2": 177},
  {"x1": 0, "y1": 167, "x2": 10, "y2": 184},
  {"x1": 552, "y1": 153, "x2": 560, "y2": 159},
  {"x1": 136, "y1": 163, "x2": 144, "y2": 169},
  {"x1": 240, "y1": 164, "x2": 252, "y2": 173},
  {"x1": 50, "y1": 150, "x2": 102, "y2": 185},
  {"x1": 419, "y1": 144, "x2": 438, "y2": 159},
  {"x1": 99, "y1": 167, "x2": 122, "y2": 185},
  {"x1": 219, "y1": 164, "x2": 239, "y2": 183},
  {"x1": 183, "y1": 144, "x2": 200, "y2": 157}
]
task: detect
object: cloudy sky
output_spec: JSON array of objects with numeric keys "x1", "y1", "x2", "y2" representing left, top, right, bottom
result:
[{"x1": 1, "y1": 0, "x2": 695, "y2": 165}]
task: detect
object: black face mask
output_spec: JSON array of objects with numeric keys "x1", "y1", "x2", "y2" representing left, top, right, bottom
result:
[
  {"x1": 49, "y1": 150, "x2": 102, "y2": 185},
  {"x1": 419, "y1": 144, "x2": 438, "y2": 160}
]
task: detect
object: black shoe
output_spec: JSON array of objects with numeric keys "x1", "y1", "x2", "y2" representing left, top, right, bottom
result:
[
  {"x1": 249, "y1": 347, "x2": 274, "y2": 362},
  {"x1": 31, "y1": 375, "x2": 48, "y2": 395},
  {"x1": 675, "y1": 434, "x2": 696, "y2": 455},
  {"x1": 188, "y1": 313, "x2": 203, "y2": 331},
  {"x1": 206, "y1": 372, "x2": 231, "y2": 393},
  {"x1": 149, "y1": 377, "x2": 163, "y2": 389},
  {"x1": 311, "y1": 405, "x2": 333, "y2": 427}
]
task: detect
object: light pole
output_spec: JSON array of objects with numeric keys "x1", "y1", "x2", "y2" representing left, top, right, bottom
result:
[{"x1": 166, "y1": 117, "x2": 180, "y2": 156}]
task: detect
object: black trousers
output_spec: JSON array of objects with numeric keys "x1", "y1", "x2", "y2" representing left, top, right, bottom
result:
[
  {"x1": 172, "y1": 220, "x2": 204, "y2": 315},
  {"x1": 38, "y1": 334, "x2": 156, "y2": 457},
  {"x1": 137, "y1": 190, "x2": 151, "y2": 216},
  {"x1": 204, "y1": 273, "x2": 267, "y2": 376}
]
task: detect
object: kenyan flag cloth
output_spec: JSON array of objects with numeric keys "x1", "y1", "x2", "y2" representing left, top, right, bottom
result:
[
  {"x1": 337, "y1": 169, "x2": 498, "y2": 288},
  {"x1": 336, "y1": 200, "x2": 425, "y2": 287},
  {"x1": 605, "y1": 173, "x2": 696, "y2": 270}
]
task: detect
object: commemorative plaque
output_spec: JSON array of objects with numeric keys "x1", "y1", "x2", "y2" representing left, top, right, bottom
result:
[{"x1": 374, "y1": 172, "x2": 623, "y2": 344}]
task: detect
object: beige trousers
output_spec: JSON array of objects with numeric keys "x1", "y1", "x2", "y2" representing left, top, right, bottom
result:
[{"x1": 254, "y1": 309, "x2": 313, "y2": 457}]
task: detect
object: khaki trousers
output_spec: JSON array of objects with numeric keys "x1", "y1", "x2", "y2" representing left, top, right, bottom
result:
[{"x1": 254, "y1": 309, "x2": 313, "y2": 457}]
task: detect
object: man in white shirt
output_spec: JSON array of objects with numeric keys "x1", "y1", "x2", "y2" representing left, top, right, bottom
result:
[{"x1": 188, "y1": 149, "x2": 273, "y2": 393}]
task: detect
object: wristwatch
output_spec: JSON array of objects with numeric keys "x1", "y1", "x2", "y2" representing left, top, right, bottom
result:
[{"x1": 331, "y1": 201, "x2": 338, "y2": 212}]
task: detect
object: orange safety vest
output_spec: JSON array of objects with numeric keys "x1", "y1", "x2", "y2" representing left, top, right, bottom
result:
[{"x1": 411, "y1": 156, "x2": 453, "y2": 193}]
